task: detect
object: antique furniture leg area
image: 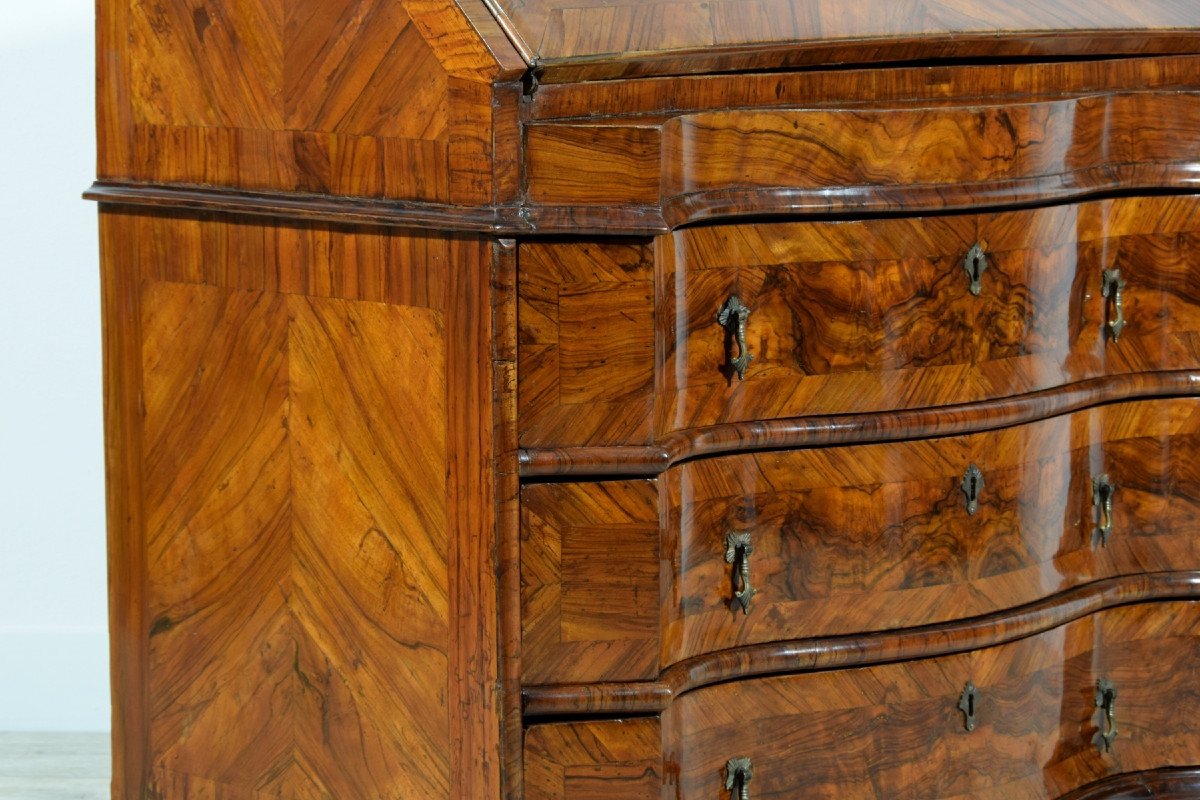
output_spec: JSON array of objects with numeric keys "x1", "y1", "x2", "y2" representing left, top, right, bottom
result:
[{"x1": 88, "y1": 2, "x2": 1200, "y2": 798}]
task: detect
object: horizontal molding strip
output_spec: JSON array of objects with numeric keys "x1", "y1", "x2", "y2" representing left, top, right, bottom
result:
[
  {"x1": 519, "y1": 370, "x2": 1200, "y2": 477},
  {"x1": 84, "y1": 182, "x2": 670, "y2": 236},
  {"x1": 1058, "y1": 767, "x2": 1200, "y2": 800},
  {"x1": 522, "y1": 571, "x2": 1200, "y2": 718}
]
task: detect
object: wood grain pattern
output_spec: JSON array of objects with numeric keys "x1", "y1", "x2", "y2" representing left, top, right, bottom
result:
[
  {"x1": 521, "y1": 480, "x2": 660, "y2": 684},
  {"x1": 523, "y1": 718, "x2": 661, "y2": 800},
  {"x1": 527, "y1": 91, "x2": 1200, "y2": 224},
  {"x1": 525, "y1": 603, "x2": 1200, "y2": 798},
  {"x1": 519, "y1": 371, "x2": 1200, "y2": 477},
  {"x1": 659, "y1": 195, "x2": 1200, "y2": 440},
  {"x1": 522, "y1": 571, "x2": 1200, "y2": 716},
  {"x1": 490, "y1": 0, "x2": 1200, "y2": 82},
  {"x1": 664, "y1": 399, "x2": 1200, "y2": 665},
  {"x1": 521, "y1": 400, "x2": 1200, "y2": 686},
  {"x1": 668, "y1": 601, "x2": 1200, "y2": 799},
  {"x1": 100, "y1": 208, "x2": 503, "y2": 799},
  {"x1": 518, "y1": 240, "x2": 657, "y2": 448},
  {"x1": 97, "y1": 0, "x2": 522, "y2": 204}
]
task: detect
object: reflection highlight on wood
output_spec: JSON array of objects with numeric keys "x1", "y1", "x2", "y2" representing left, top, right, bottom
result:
[{"x1": 523, "y1": 571, "x2": 1200, "y2": 717}]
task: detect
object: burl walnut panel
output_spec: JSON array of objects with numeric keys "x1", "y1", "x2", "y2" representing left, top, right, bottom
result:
[
  {"x1": 100, "y1": 209, "x2": 502, "y2": 799},
  {"x1": 522, "y1": 399, "x2": 1200, "y2": 685},
  {"x1": 525, "y1": 602, "x2": 1200, "y2": 799},
  {"x1": 660, "y1": 195, "x2": 1200, "y2": 438},
  {"x1": 664, "y1": 399, "x2": 1200, "y2": 666},
  {"x1": 669, "y1": 601, "x2": 1200, "y2": 799}
]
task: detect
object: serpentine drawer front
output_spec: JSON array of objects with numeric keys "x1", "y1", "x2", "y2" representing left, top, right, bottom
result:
[
  {"x1": 519, "y1": 195, "x2": 1200, "y2": 448},
  {"x1": 90, "y1": 2, "x2": 1200, "y2": 797},
  {"x1": 521, "y1": 398, "x2": 1200, "y2": 684},
  {"x1": 524, "y1": 602, "x2": 1200, "y2": 800}
]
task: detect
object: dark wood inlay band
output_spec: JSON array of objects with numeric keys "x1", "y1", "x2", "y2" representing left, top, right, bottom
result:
[
  {"x1": 522, "y1": 571, "x2": 1200, "y2": 717},
  {"x1": 519, "y1": 370, "x2": 1200, "y2": 477}
]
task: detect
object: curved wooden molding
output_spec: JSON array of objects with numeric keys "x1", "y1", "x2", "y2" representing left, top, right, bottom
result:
[
  {"x1": 522, "y1": 571, "x2": 1200, "y2": 717},
  {"x1": 519, "y1": 370, "x2": 1200, "y2": 477},
  {"x1": 1059, "y1": 767, "x2": 1200, "y2": 800},
  {"x1": 525, "y1": 91, "x2": 1200, "y2": 224}
]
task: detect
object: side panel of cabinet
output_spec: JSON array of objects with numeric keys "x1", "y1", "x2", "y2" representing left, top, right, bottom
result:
[{"x1": 99, "y1": 209, "x2": 503, "y2": 799}]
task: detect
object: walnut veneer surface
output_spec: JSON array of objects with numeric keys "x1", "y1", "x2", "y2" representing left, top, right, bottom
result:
[{"x1": 90, "y1": 2, "x2": 1200, "y2": 798}]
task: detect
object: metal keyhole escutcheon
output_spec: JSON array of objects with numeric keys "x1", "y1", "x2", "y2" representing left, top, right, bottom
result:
[
  {"x1": 958, "y1": 681, "x2": 980, "y2": 732},
  {"x1": 962, "y1": 464, "x2": 984, "y2": 516},
  {"x1": 964, "y1": 242, "x2": 989, "y2": 296}
]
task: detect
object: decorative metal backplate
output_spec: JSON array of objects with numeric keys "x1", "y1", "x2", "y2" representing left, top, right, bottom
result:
[
  {"x1": 1095, "y1": 678, "x2": 1119, "y2": 753},
  {"x1": 1093, "y1": 474, "x2": 1117, "y2": 547},
  {"x1": 717, "y1": 295, "x2": 753, "y2": 380},
  {"x1": 724, "y1": 531, "x2": 757, "y2": 615},
  {"x1": 725, "y1": 756, "x2": 753, "y2": 800}
]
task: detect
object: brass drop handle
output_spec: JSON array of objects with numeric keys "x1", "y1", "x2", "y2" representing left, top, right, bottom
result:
[
  {"x1": 1095, "y1": 678, "x2": 1118, "y2": 753},
  {"x1": 961, "y1": 464, "x2": 984, "y2": 516},
  {"x1": 725, "y1": 532, "x2": 757, "y2": 615},
  {"x1": 958, "y1": 681, "x2": 980, "y2": 732},
  {"x1": 1093, "y1": 475, "x2": 1116, "y2": 546},
  {"x1": 725, "y1": 757, "x2": 753, "y2": 800},
  {"x1": 1102, "y1": 269, "x2": 1127, "y2": 342},
  {"x1": 964, "y1": 242, "x2": 989, "y2": 296},
  {"x1": 718, "y1": 295, "x2": 753, "y2": 380}
]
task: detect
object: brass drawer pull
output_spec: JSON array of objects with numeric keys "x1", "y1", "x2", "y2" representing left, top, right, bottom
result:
[
  {"x1": 725, "y1": 757, "x2": 753, "y2": 800},
  {"x1": 1093, "y1": 474, "x2": 1116, "y2": 546},
  {"x1": 1095, "y1": 678, "x2": 1119, "y2": 752},
  {"x1": 958, "y1": 681, "x2": 980, "y2": 732},
  {"x1": 964, "y1": 242, "x2": 988, "y2": 296},
  {"x1": 718, "y1": 295, "x2": 753, "y2": 380},
  {"x1": 1102, "y1": 269, "x2": 1127, "y2": 341},
  {"x1": 725, "y1": 532, "x2": 757, "y2": 615},
  {"x1": 961, "y1": 464, "x2": 984, "y2": 516}
]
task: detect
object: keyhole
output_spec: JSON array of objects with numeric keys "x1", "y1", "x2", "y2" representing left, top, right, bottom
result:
[
  {"x1": 968, "y1": 476, "x2": 977, "y2": 499},
  {"x1": 968, "y1": 693, "x2": 975, "y2": 717},
  {"x1": 970, "y1": 256, "x2": 981, "y2": 282}
]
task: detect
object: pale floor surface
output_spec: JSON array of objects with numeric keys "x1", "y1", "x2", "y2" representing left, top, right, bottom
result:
[{"x1": 0, "y1": 733, "x2": 109, "y2": 800}]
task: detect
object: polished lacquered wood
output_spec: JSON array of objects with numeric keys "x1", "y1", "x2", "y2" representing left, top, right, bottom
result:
[
  {"x1": 667, "y1": 601, "x2": 1200, "y2": 799},
  {"x1": 518, "y1": 195, "x2": 1200, "y2": 450},
  {"x1": 664, "y1": 399, "x2": 1200, "y2": 665},
  {"x1": 97, "y1": 0, "x2": 523, "y2": 205},
  {"x1": 528, "y1": 93, "x2": 1200, "y2": 221},
  {"x1": 525, "y1": 603, "x2": 1200, "y2": 799},
  {"x1": 523, "y1": 572, "x2": 1200, "y2": 717},
  {"x1": 523, "y1": 718, "x2": 661, "y2": 800},
  {"x1": 521, "y1": 399, "x2": 1200, "y2": 685},
  {"x1": 99, "y1": 209, "x2": 506, "y2": 799},
  {"x1": 488, "y1": 0, "x2": 1200, "y2": 82},
  {"x1": 94, "y1": 1, "x2": 1200, "y2": 796}
]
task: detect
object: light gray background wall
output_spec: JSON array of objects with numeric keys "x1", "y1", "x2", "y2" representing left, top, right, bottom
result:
[{"x1": 0, "y1": 0, "x2": 109, "y2": 731}]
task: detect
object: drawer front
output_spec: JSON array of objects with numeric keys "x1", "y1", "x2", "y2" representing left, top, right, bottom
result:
[
  {"x1": 668, "y1": 602, "x2": 1200, "y2": 799},
  {"x1": 664, "y1": 398, "x2": 1200, "y2": 665},
  {"x1": 522, "y1": 399, "x2": 1200, "y2": 685},
  {"x1": 661, "y1": 195, "x2": 1200, "y2": 436}
]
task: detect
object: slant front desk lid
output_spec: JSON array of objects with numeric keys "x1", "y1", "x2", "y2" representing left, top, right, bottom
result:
[{"x1": 483, "y1": 0, "x2": 1200, "y2": 81}]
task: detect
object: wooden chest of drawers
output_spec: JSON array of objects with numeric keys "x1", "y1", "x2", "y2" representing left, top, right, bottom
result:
[{"x1": 90, "y1": 1, "x2": 1200, "y2": 798}]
